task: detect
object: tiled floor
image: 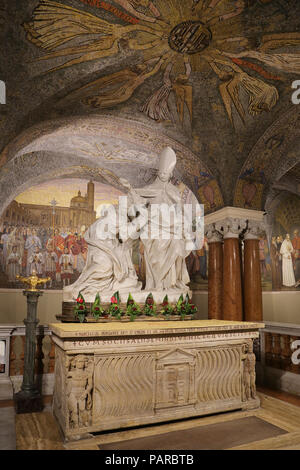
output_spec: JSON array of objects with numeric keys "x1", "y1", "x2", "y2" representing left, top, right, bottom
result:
[{"x1": 0, "y1": 396, "x2": 52, "y2": 451}]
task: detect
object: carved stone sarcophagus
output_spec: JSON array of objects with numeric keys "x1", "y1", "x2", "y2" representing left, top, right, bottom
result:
[{"x1": 50, "y1": 320, "x2": 264, "y2": 440}]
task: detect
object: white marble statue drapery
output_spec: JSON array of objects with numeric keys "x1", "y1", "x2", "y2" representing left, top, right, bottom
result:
[
  {"x1": 63, "y1": 213, "x2": 142, "y2": 302},
  {"x1": 126, "y1": 147, "x2": 193, "y2": 293}
]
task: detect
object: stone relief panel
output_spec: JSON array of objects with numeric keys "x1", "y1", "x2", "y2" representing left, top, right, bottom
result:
[
  {"x1": 241, "y1": 341, "x2": 257, "y2": 403},
  {"x1": 155, "y1": 348, "x2": 196, "y2": 410},
  {"x1": 66, "y1": 354, "x2": 94, "y2": 430}
]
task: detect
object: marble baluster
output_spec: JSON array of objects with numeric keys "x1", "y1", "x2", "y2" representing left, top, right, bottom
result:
[{"x1": 205, "y1": 224, "x2": 223, "y2": 320}]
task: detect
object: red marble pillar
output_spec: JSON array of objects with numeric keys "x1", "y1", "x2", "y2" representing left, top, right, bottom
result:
[
  {"x1": 243, "y1": 222, "x2": 263, "y2": 323},
  {"x1": 244, "y1": 238, "x2": 263, "y2": 322},
  {"x1": 223, "y1": 236, "x2": 243, "y2": 321},
  {"x1": 206, "y1": 228, "x2": 223, "y2": 320}
]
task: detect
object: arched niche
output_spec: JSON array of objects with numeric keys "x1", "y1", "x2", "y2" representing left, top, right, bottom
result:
[
  {"x1": 0, "y1": 115, "x2": 224, "y2": 216},
  {"x1": 233, "y1": 106, "x2": 300, "y2": 211}
]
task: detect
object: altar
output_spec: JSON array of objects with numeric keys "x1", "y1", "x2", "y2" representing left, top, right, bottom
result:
[{"x1": 50, "y1": 320, "x2": 264, "y2": 440}]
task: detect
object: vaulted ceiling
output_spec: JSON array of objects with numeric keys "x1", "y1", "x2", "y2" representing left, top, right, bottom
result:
[{"x1": 1, "y1": 0, "x2": 300, "y2": 215}]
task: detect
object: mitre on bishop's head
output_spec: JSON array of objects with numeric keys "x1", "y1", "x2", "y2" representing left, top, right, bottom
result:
[{"x1": 158, "y1": 146, "x2": 177, "y2": 175}]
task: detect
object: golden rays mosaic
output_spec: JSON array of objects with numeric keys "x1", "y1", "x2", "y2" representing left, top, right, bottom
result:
[{"x1": 24, "y1": 0, "x2": 300, "y2": 129}]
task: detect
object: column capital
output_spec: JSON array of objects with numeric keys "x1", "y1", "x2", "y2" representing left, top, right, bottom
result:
[
  {"x1": 215, "y1": 217, "x2": 247, "y2": 239},
  {"x1": 244, "y1": 220, "x2": 265, "y2": 240},
  {"x1": 205, "y1": 224, "x2": 223, "y2": 243}
]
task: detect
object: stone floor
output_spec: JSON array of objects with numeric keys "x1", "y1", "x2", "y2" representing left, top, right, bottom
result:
[
  {"x1": 1, "y1": 388, "x2": 300, "y2": 450},
  {"x1": 0, "y1": 406, "x2": 16, "y2": 450}
]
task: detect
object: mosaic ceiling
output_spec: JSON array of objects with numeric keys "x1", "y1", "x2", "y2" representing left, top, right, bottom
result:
[{"x1": 1, "y1": 0, "x2": 300, "y2": 214}]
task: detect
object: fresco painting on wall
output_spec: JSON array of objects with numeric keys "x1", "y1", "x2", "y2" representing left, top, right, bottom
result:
[
  {"x1": 269, "y1": 194, "x2": 300, "y2": 291},
  {"x1": 0, "y1": 178, "x2": 123, "y2": 290}
]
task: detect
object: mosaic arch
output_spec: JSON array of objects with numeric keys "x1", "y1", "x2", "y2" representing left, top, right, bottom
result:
[
  {"x1": 233, "y1": 106, "x2": 300, "y2": 211},
  {"x1": 0, "y1": 115, "x2": 224, "y2": 216}
]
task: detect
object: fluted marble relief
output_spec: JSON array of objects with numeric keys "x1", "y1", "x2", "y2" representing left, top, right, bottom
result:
[
  {"x1": 196, "y1": 346, "x2": 241, "y2": 403},
  {"x1": 93, "y1": 353, "x2": 154, "y2": 423}
]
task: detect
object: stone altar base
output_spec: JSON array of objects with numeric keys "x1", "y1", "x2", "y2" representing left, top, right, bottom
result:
[{"x1": 50, "y1": 320, "x2": 264, "y2": 441}]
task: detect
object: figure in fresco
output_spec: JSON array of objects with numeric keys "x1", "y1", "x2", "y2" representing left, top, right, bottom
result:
[
  {"x1": 207, "y1": 57, "x2": 279, "y2": 127},
  {"x1": 81, "y1": 57, "x2": 168, "y2": 109},
  {"x1": 0, "y1": 247, "x2": 4, "y2": 273},
  {"x1": 24, "y1": 1, "x2": 165, "y2": 73},
  {"x1": 0, "y1": 229, "x2": 10, "y2": 266},
  {"x1": 259, "y1": 237, "x2": 268, "y2": 280},
  {"x1": 270, "y1": 236, "x2": 281, "y2": 290},
  {"x1": 186, "y1": 240, "x2": 209, "y2": 282},
  {"x1": 280, "y1": 234, "x2": 296, "y2": 287},
  {"x1": 28, "y1": 246, "x2": 44, "y2": 276},
  {"x1": 113, "y1": 0, "x2": 162, "y2": 23},
  {"x1": 24, "y1": 229, "x2": 42, "y2": 276},
  {"x1": 60, "y1": 247, "x2": 74, "y2": 287},
  {"x1": 7, "y1": 228, "x2": 24, "y2": 262},
  {"x1": 141, "y1": 57, "x2": 193, "y2": 133},
  {"x1": 6, "y1": 246, "x2": 22, "y2": 282},
  {"x1": 292, "y1": 229, "x2": 300, "y2": 283},
  {"x1": 44, "y1": 242, "x2": 58, "y2": 287},
  {"x1": 48, "y1": 228, "x2": 65, "y2": 282}
]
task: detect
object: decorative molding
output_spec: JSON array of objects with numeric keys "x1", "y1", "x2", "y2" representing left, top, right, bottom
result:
[
  {"x1": 215, "y1": 217, "x2": 247, "y2": 239},
  {"x1": 205, "y1": 224, "x2": 223, "y2": 243},
  {"x1": 244, "y1": 220, "x2": 266, "y2": 240},
  {"x1": 205, "y1": 207, "x2": 264, "y2": 226}
]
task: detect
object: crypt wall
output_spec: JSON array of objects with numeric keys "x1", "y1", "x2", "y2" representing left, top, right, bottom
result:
[{"x1": 1, "y1": 0, "x2": 300, "y2": 325}]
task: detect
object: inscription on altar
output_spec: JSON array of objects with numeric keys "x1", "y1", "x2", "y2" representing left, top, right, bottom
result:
[{"x1": 67, "y1": 331, "x2": 259, "y2": 350}]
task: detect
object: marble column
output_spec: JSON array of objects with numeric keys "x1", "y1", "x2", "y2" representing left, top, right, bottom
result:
[
  {"x1": 243, "y1": 221, "x2": 264, "y2": 322},
  {"x1": 216, "y1": 218, "x2": 246, "y2": 322},
  {"x1": 205, "y1": 224, "x2": 223, "y2": 320}
]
